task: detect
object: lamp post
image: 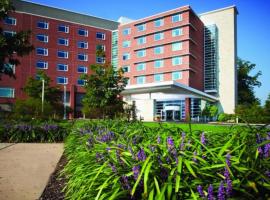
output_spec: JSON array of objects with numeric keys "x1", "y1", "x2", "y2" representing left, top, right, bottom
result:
[
  {"x1": 41, "y1": 79, "x2": 45, "y2": 113},
  {"x1": 63, "y1": 85, "x2": 67, "y2": 120}
]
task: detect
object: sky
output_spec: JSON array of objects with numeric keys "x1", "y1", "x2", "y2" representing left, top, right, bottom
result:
[{"x1": 27, "y1": 0, "x2": 270, "y2": 104}]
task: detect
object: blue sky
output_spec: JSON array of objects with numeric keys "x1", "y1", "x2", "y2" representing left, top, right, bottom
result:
[{"x1": 28, "y1": 0, "x2": 270, "y2": 104}]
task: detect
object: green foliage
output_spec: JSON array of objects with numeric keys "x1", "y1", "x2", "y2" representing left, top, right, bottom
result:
[
  {"x1": 202, "y1": 103, "x2": 218, "y2": 117},
  {"x1": 63, "y1": 120, "x2": 270, "y2": 200},
  {"x1": 218, "y1": 113, "x2": 236, "y2": 122},
  {"x1": 264, "y1": 94, "x2": 270, "y2": 119}
]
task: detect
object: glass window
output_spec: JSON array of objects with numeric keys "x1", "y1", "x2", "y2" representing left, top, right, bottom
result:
[
  {"x1": 154, "y1": 46, "x2": 164, "y2": 54},
  {"x1": 57, "y1": 76, "x2": 68, "y2": 84},
  {"x1": 57, "y1": 64, "x2": 68, "y2": 71},
  {"x1": 154, "y1": 74, "x2": 163, "y2": 82},
  {"x1": 136, "y1": 49, "x2": 146, "y2": 57},
  {"x1": 136, "y1": 76, "x2": 146, "y2": 84},
  {"x1": 96, "y1": 57, "x2": 105, "y2": 64},
  {"x1": 122, "y1": 40, "x2": 131, "y2": 48},
  {"x1": 36, "y1": 61, "x2": 48, "y2": 69},
  {"x1": 3, "y1": 31, "x2": 16, "y2": 37},
  {"x1": 77, "y1": 66, "x2": 87, "y2": 73},
  {"x1": 58, "y1": 25, "x2": 69, "y2": 33},
  {"x1": 78, "y1": 41, "x2": 88, "y2": 49},
  {"x1": 77, "y1": 79, "x2": 85, "y2": 86},
  {"x1": 36, "y1": 34, "x2": 48, "y2": 43},
  {"x1": 36, "y1": 48, "x2": 48, "y2": 56},
  {"x1": 96, "y1": 32, "x2": 106, "y2": 40},
  {"x1": 172, "y1": 71, "x2": 182, "y2": 80},
  {"x1": 136, "y1": 24, "x2": 146, "y2": 32},
  {"x1": 136, "y1": 63, "x2": 146, "y2": 71},
  {"x1": 58, "y1": 51, "x2": 68, "y2": 59},
  {"x1": 154, "y1": 32, "x2": 164, "y2": 41},
  {"x1": 78, "y1": 29, "x2": 88, "y2": 36},
  {"x1": 122, "y1": 65, "x2": 130, "y2": 72},
  {"x1": 78, "y1": 53, "x2": 88, "y2": 61},
  {"x1": 96, "y1": 44, "x2": 105, "y2": 51},
  {"x1": 4, "y1": 17, "x2": 16, "y2": 25},
  {"x1": 123, "y1": 53, "x2": 130, "y2": 60},
  {"x1": 37, "y1": 21, "x2": 49, "y2": 29},
  {"x1": 172, "y1": 14, "x2": 182, "y2": 22},
  {"x1": 154, "y1": 60, "x2": 164, "y2": 68},
  {"x1": 154, "y1": 19, "x2": 164, "y2": 27},
  {"x1": 137, "y1": 36, "x2": 146, "y2": 45},
  {"x1": 172, "y1": 42, "x2": 182, "y2": 51},
  {"x1": 0, "y1": 87, "x2": 14, "y2": 98},
  {"x1": 58, "y1": 38, "x2": 69, "y2": 46},
  {"x1": 122, "y1": 28, "x2": 131, "y2": 35},
  {"x1": 172, "y1": 56, "x2": 182, "y2": 66},
  {"x1": 172, "y1": 28, "x2": 183, "y2": 37}
]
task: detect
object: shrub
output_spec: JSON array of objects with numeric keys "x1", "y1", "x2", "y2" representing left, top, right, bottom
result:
[{"x1": 218, "y1": 113, "x2": 236, "y2": 122}]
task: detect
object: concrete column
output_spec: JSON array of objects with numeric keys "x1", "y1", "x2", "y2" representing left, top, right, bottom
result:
[{"x1": 185, "y1": 98, "x2": 191, "y2": 121}]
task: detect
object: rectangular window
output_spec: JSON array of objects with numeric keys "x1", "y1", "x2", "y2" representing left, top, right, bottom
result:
[
  {"x1": 172, "y1": 14, "x2": 182, "y2": 22},
  {"x1": 154, "y1": 46, "x2": 164, "y2": 54},
  {"x1": 122, "y1": 40, "x2": 131, "y2": 48},
  {"x1": 96, "y1": 32, "x2": 106, "y2": 40},
  {"x1": 4, "y1": 17, "x2": 16, "y2": 25},
  {"x1": 77, "y1": 66, "x2": 87, "y2": 73},
  {"x1": 78, "y1": 53, "x2": 88, "y2": 61},
  {"x1": 136, "y1": 24, "x2": 146, "y2": 32},
  {"x1": 123, "y1": 53, "x2": 130, "y2": 60},
  {"x1": 154, "y1": 74, "x2": 163, "y2": 82},
  {"x1": 37, "y1": 21, "x2": 49, "y2": 29},
  {"x1": 58, "y1": 25, "x2": 69, "y2": 33},
  {"x1": 57, "y1": 76, "x2": 68, "y2": 85},
  {"x1": 58, "y1": 51, "x2": 68, "y2": 59},
  {"x1": 36, "y1": 61, "x2": 48, "y2": 69},
  {"x1": 36, "y1": 34, "x2": 48, "y2": 43},
  {"x1": 154, "y1": 60, "x2": 164, "y2": 68},
  {"x1": 0, "y1": 87, "x2": 15, "y2": 98},
  {"x1": 122, "y1": 28, "x2": 131, "y2": 35},
  {"x1": 36, "y1": 48, "x2": 48, "y2": 56},
  {"x1": 154, "y1": 19, "x2": 164, "y2": 27},
  {"x1": 172, "y1": 42, "x2": 182, "y2": 51},
  {"x1": 122, "y1": 65, "x2": 130, "y2": 73},
  {"x1": 154, "y1": 32, "x2": 164, "y2": 41},
  {"x1": 77, "y1": 79, "x2": 86, "y2": 86},
  {"x1": 78, "y1": 41, "x2": 88, "y2": 49},
  {"x1": 136, "y1": 63, "x2": 146, "y2": 71},
  {"x1": 78, "y1": 29, "x2": 88, "y2": 36},
  {"x1": 57, "y1": 64, "x2": 68, "y2": 71},
  {"x1": 137, "y1": 36, "x2": 146, "y2": 45},
  {"x1": 96, "y1": 57, "x2": 105, "y2": 64},
  {"x1": 96, "y1": 44, "x2": 105, "y2": 51},
  {"x1": 172, "y1": 28, "x2": 183, "y2": 37},
  {"x1": 136, "y1": 76, "x2": 146, "y2": 84},
  {"x1": 172, "y1": 56, "x2": 182, "y2": 66},
  {"x1": 172, "y1": 71, "x2": 182, "y2": 80},
  {"x1": 58, "y1": 38, "x2": 69, "y2": 46},
  {"x1": 136, "y1": 49, "x2": 146, "y2": 58},
  {"x1": 3, "y1": 31, "x2": 16, "y2": 37}
]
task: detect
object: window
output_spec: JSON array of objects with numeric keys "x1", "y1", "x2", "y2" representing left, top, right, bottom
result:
[
  {"x1": 96, "y1": 57, "x2": 105, "y2": 64},
  {"x1": 36, "y1": 48, "x2": 48, "y2": 56},
  {"x1": 57, "y1": 76, "x2": 68, "y2": 84},
  {"x1": 0, "y1": 87, "x2": 14, "y2": 98},
  {"x1": 172, "y1": 71, "x2": 182, "y2": 80},
  {"x1": 127, "y1": 78, "x2": 130, "y2": 85},
  {"x1": 123, "y1": 53, "x2": 130, "y2": 60},
  {"x1": 154, "y1": 19, "x2": 164, "y2": 27},
  {"x1": 78, "y1": 53, "x2": 88, "y2": 61},
  {"x1": 58, "y1": 38, "x2": 69, "y2": 46},
  {"x1": 78, "y1": 29, "x2": 88, "y2": 36},
  {"x1": 77, "y1": 79, "x2": 86, "y2": 86},
  {"x1": 36, "y1": 61, "x2": 48, "y2": 69},
  {"x1": 154, "y1": 74, "x2": 163, "y2": 82},
  {"x1": 122, "y1": 65, "x2": 130, "y2": 73},
  {"x1": 122, "y1": 40, "x2": 131, "y2": 48},
  {"x1": 57, "y1": 64, "x2": 68, "y2": 71},
  {"x1": 172, "y1": 56, "x2": 182, "y2": 66},
  {"x1": 96, "y1": 44, "x2": 105, "y2": 51},
  {"x1": 78, "y1": 41, "x2": 88, "y2": 49},
  {"x1": 154, "y1": 46, "x2": 164, "y2": 54},
  {"x1": 36, "y1": 34, "x2": 48, "y2": 43},
  {"x1": 3, "y1": 31, "x2": 16, "y2": 37},
  {"x1": 172, "y1": 28, "x2": 183, "y2": 37},
  {"x1": 58, "y1": 25, "x2": 69, "y2": 33},
  {"x1": 136, "y1": 63, "x2": 146, "y2": 71},
  {"x1": 137, "y1": 36, "x2": 146, "y2": 45},
  {"x1": 172, "y1": 42, "x2": 182, "y2": 51},
  {"x1": 136, "y1": 49, "x2": 146, "y2": 58},
  {"x1": 122, "y1": 28, "x2": 131, "y2": 35},
  {"x1": 172, "y1": 14, "x2": 182, "y2": 22},
  {"x1": 154, "y1": 60, "x2": 164, "y2": 68},
  {"x1": 154, "y1": 32, "x2": 164, "y2": 41},
  {"x1": 136, "y1": 24, "x2": 146, "y2": 32},
  {"x1": 4, "y1": 17, "x2": 16, "y2": 25},
  {"x1": 96, "y1": 32, "x2": 106, "y2": 40},
  {"x1": 77, "y1": 66, "x2": 87, "y2": 73},
  {"x1": 136, "y1": 76, "x2": 146, "y2": 84},
  {"x1": 37, "y1": 21, "x2": 49, "y2": 29},
  {"x1": 58, "y1": 51, "x2": 68, "y2": 59}
]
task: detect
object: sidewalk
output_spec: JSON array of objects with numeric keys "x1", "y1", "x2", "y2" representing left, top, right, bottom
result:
[{"x1": 0, "y1": 143, "x2": 64, "y2": 200}]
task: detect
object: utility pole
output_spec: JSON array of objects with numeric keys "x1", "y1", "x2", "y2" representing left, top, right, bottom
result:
[{"x1": 41, "y1": 79, "x2": 45, "y2": 113}]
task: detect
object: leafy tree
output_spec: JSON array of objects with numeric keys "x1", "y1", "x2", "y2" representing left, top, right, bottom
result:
[
  {"x1": 264, "y1": 94, "x2": 270, "y2": 122},
  {"x1": 237, "y1": 58, "x2": 261, "y2": 105},
  {"x1": 0, "y1": 0, "x2": 34, "y2": 78}
]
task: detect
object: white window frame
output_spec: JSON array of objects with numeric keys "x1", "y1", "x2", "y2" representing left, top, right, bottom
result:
[
  {"x1": 122, "y1": 65, "x2": 130, "y2": 73},
  {"x1": 154, "y1": 32, "x2": 164, "y2": 41},
  {"x1": 78, "y1": 29, "x2": 88, "y2": 37},
  {"x1": 36, "y1": 34, "x2": 49, "y2": 43},
  {"x1": 96, "y1": 57, "x2": 105, "y2": 64},
  {"x1": 154, "y1": 73, "x2": 164, "y2": 82},
  {"x1": 172, "y1": 14, "x2": 182, "y2": 23},
  {"x1": 154, "y1": 19, "x2": 164, "y2": 27},
  {"x1": 122, "y1": 28, "x2": 131, "y2": 35},
  {"x1": 78, "y1": 53, "x2": 88, "y2": 61},
  {"x1": 0, "y1": 87, "x2": 15, "y2": 98},
  {"x1": 136, "y1": 49, "x2": 146, "y2": 58},
  {"x1": 4, "y1": 17, "x2": 16, "y2": 25},
  {"x1": 78, "y1": 41, "x2": 88, "y2": 49},
  {"x1": 172, "y1": 42, "x2": 182, "y2": 51},
  {"x1": 96, "y1": 32, "x2": 106, "y2": 40},
  {"x1": 136, "y1": 63, "x2": 146, "y2": 71},
  {"x1": 58, "y1": 38, "x2": 69, "y2": 46},
  {"x1": 136, "y1": 76, "x2": 146, "y2": 84},
  {"x1": 172, "y1": 56, "x2": 183, "y2": 66},
  {"x1": 36, "y1": 61, "x2": 48, "y2": 69},
  {"x1": 123, "y1": 53, "x2": 130, "y2": 60},
  {"x1": 37, "y1": 21, "x2": 49, "y2": 29},
  {"x1": 77, "y1": 79, "x2": 86, "y2": 86},
  {"x1": 77, "y1": 66, "x2": 88, "y2": 73},
  {"x1": 154, "y1": 46, "x2": 164, "y2": 54},
  {"x1": 172, "y1": 71, "x2": 182, "y2": 80},
  {"x1": 96, "y1": 44, "x2": 105, "y2": 51},
  {"x1": 57, "y1": 64, "x2": 68, "y2": 71},
  {"x1": 122, "y1": 40, "x2": 131, "y2": 48},
  {"x1": 172, "y1": 28, "x2": 183, "y2": 37},
  {"x1": 3, "y1": 31, "x2": 16, "y2": 37},
  {"x1": 58, "y1": 51, "x2": 69, "y2": 59},
  {"x1": 154, "y1": 60, "x2": 164, "y2": 68},
  {"x1": 57, "y1": 76, "x2": 68, "y2": 85},
  {"x1": 137, "y1": 36, "x2": 146, "y2": 45},
  {"x1": 58, "y1": 25, "x2": 69, "y2": 33},
  {"x1": 36, "y1": 48, "x2": 48, "y2": 56},
  {"x1": 137, "y1": 24, "x2": 146, "y2": 32}
]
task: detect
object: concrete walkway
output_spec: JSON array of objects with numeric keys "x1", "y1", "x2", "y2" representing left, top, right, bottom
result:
[{"x1": 0, "y1": 143, "x2": 64, "y2": 200}]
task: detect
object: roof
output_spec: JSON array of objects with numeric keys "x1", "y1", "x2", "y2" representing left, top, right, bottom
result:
[
  {"x1": 11, "y1": 0, "x2": 119, "y2": 30},
  {"x1": 199, "y1": 5, "x2": 238, "y2": 16}
]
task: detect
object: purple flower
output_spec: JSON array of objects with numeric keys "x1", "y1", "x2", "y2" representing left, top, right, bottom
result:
[
  {"x1": 224, "y1": 168, "x2": 230, "y2": 180},
  {"x1": 108, "y1": 163, "x2": 117, "y2": 173},
  {"x1": 95, "y1": 153, "x2": 104, "y2": 162},
  {"x1": 256, "y1": 133, "x2": 263, "y2": 144},
  {"x1": 197, "y1": 185, "x2": 205, "y2": 198},
  {"x1": 149, "y1": 145, "x2": 156, "y2": 152},
  {"x1": 226, "y1": 153, "x2": 231, "y2": 167},
  {"x1": 120, "y1": 176, "x2": 131, "y2": 191},
  {"x1": 226, "y1": 179, "x2": 233, "y2": 197},
  {"x1": 218, "y1": 181, "x2": 225, "y2": 200},
  {"x1": 167, "y1": 136, "x2": 174, "y2": 150},
  {"x1": 264, "y1": 143, "x2": 270, "y2": 158},
  {"x1": 201, "y1": 132, "x2": 206, "y2": 145},
  {"x1": 132, "y1": 165, "x2": 140, "y2": 180},
  {"x1": 157, "y1": 136, "x2": 161, "y2": 144},
  {"x1": 193, "y1": 151, "x2": 197, "y2": 163},
  {"x1": 265, "y1": 171, "x2": 270, "y2": 178},
  {"x1": 180, "y1": 132, "x2": 186, "y2": 151},
  {"x1": 116, "y1": 149, "x2": 123, "y2": 165},
  {"x1": 207, "y1": 184, "x2": 214, "y2": 200},
  {"x1": 137, "y1": 148, "x2": 146, "y2": 161}
]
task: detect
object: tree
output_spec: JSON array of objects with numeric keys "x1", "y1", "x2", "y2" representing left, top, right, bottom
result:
[
  {"x1": 237, "y1": 58, "x2": 261, "y2": 105},
  {"x1": 264, "y1": 94, "x2": 270, "y2": 122},
  {"x1": 0, "y1": 0, "x2": 34, "y2": 78}
]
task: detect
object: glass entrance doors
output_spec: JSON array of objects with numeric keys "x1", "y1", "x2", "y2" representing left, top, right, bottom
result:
[{"x1": 161, "y1": 105, "x2": 181, "y2": 121}]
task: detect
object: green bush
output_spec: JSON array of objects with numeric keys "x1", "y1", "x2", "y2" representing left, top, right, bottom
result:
[{"x1": 218, "y1": 113, "x2": 236, "y2": 122}]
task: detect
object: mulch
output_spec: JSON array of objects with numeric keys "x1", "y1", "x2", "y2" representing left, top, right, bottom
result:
[{"x1": 39, "y1": 155, "x2": 67, "y2": 200}]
